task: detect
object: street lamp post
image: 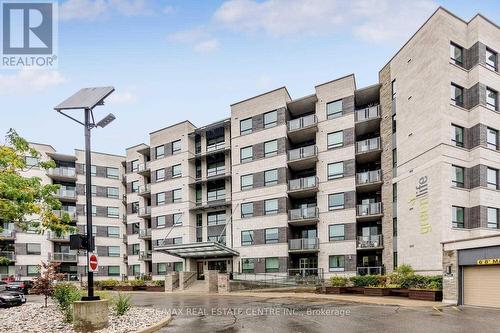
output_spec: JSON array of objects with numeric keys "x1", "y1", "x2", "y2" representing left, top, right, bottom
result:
[{"x1": 54, "y1": 87, "x2": 115, "y2": 300}]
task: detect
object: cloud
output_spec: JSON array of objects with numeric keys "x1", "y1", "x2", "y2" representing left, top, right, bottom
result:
[
  {"x1": 0, "y1": 69, "x2": 66, "y2": 95},
  {"x1": 107, "y1": 91, "x2": 138, "y2": 105},
  {"x1": 193, "y1": 39, "x2": 219, "y2": 53},
  {"x1": 168, "y1": 28, "x2": 219, "y2": 53},
  {"x1": 163, "y1": 5, "x2": 175, "y2": 15},
  {"x1": 60, "y1": 0, "x2": 152, "y2": 21}
]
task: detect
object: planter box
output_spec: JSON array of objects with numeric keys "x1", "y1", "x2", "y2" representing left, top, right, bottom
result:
[
  {"x1": 344, "y1": 287, "x2": 365, "y2": 294},
  {"x1": 364, "y1": 287, "x2": 391, "y2": 296},
  {"x1": 408, "y1": 289, "x2": 442, "y2": 301},
  {"x1": 132, "y1": 285, "x2": 147, "y2": 291},
  {"x1": 325, "y1": 286, "x2": 348, "y2": 294},
  {"x1": 146, "y1": 286, "x2": 164, "y2": 292},
  {"x1": 114, "y1": 286, "x2": 133, "y2": 291},
  {"x1": 389, "y1": 288, "x2": 409, "y2": 297}
]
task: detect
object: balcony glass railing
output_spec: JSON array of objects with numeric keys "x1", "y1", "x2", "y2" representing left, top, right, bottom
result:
[
  {"x1": 47, "y1": 231, "x2": 75, "y2": 241},
  {"x1": 138, "y1": 184, "x2": 151, "y2": 194},
  {"x1": 356, "y1": 137, "x2": 381, "y2": 154},
  {"x1": 0, "y1": 229, "x2": 16, "y2": 239},
  {"x1": 47, "y1": 167, "x2": 76, "y2": 178},
  {"x1": 289, "y1": 238, "x2": 319, "y2": 251},
  {"x1": 356, "y1": 170, "x2": 382, "y2": 185},
  {"x1": 288, "y1": 176, "x2": 318, "y2": 191},
  {"x1": 357, "y1": 266, "x2": 383, "y2": 276},
  {"x1": 137, "y1": 163, "x2": 150, "y2": 173},
  {"x1": 356, "y1": 202, "x2": 383, "y2": 216},
  {"x1": 139, "y1": 250, "x2": 152, "y2": 260},
  {"x1": 288, "y1": 145, "x2": 318, "y2": 161},
  {"x1": 287, "y1": 114, "x2": 317, "y2": 131},
  {"x1": 0, "y1": 251, "x2": 15, "y2": 261},
  {"x1": 355, "y1": 105, "x2": 380, "y2": 122},
  {"x1": 206, "y1": 141, "x2": 226, "y2": 152},
  {"x1": 55, "y1": 188, "x2": 77, "y2": 199},
  {"x1": 138, "y1": 206, "x2": 151, "y2": 216},
  {"x1": 50, "y1": 252, "x2": 77, "y2": 262},
  {"x1": 207, "y1": 165, "x2": 226, "y2": 177},
  {"x1": 53, "y1": 210, "x2": 77, "y2": 220},
  {"x1": 288, "y1": 207, "x2": 319, "y2": 221},
  {"x1": 356, "y1": 235, "x2": 383, "y2": 249},
  {"x1": 207, "y1": 190, "x2": 226, "y2": 202},
  {"x1": 138, "y1": 228, "x2": 151, "y2": 238}
]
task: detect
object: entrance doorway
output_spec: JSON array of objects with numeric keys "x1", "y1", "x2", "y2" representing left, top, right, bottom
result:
[{"x1": 197, "y1": 261, "x2": 204, "y2": 280}]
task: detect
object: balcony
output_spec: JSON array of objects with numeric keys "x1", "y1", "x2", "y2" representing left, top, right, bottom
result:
[
  {"x1": 357, "y1": 266, "x2": 383, "y2": 276},
  {"x1": 55, "y1": 188, "x2": 77, "y2": 202},
  {"x1": 0, "y1": 251, "x2": 16, "y2": 261},
  {"x1": 287, "y1": 176, "x2": 318, "y2": 198},
  {"x1": 0, "y1": 229, "x2": 16, "y2": 240},
  {"x1": 356, "y1": 170, "x2": 382, "y2": 193},
  {"x1": 138, "y1": 206, "x2": 151, "y2": 218},
  {"x1": 206, "y1": 141, "x2": 226, "y2": 153},
  {"x1": 355, "y1": 137, "x2": 382, "y2": 163},
  {"x1": 356, "y1": 235, "x2": 383, "y2": 250},
  {"x1": 138, "y1": 184, "x2": 151, "y2": 197},
  {"x1": 49, "y1": 252, "x2": 78, "y2": 262},
  {"x1": 46, "y1": 167, "x2": 77, "y2": 181},
  {"x1": 123, "y1": 235, "x2": 128, "y2": 244},
  {"x1": 139, "y1": 250, "x2": 152, "y2": 261},
  {"x1": 47, "y1": 231, "x2": 74, "y2": 242},
  {"x1": 207, "y1": 165, "x2": 226, "y2": 178},
  {"x1": 288, "y1": 207, "x2": 319, "y2": 226},
  {"x1": 123, "y1": 253, "x2": 128, "y2": 262},
  {"x1": 287, "y1": 145, "x2": 318, "y2": 170},
  {"x1": 356, "y1": 202, "x2": 383, "y2": 222},
  {"x1": 137, "y1": 163, "x2": 150, "y2": 176},
  {"x1": 287, "y1": 115, "x2": 318, "y2": 143},
  {"x1": 355, "y1": 105, "x2": 381, "y2": 136},
  {"x1": 138, "y1": 228, "x2": 152, "y2": 239},
  {"x1": 53, "y1": 210, "x2": 77, "y2": 221},
  {"x1": 288, "y1": 238, "x2": 319, "y2": 253}
]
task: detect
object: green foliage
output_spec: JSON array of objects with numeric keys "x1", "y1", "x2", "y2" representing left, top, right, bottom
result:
[
  {"x1": 330, "y1": 276, "x2": 348, "y2": 287},
  {"x1": 0, "y1": 256, "x2": 11, "y2": 266},
  {"x1": 0, "y1": 129, "x2": 75, "y2": 234},
  {"x1": 349, "y1": 275, "x2": 383, "y2": 287},
  {"x1": 114, "y1": 293, "x2": 132, "y2": 316},
  {"x1": 99, "y1": 279, "x2": 119, "y2": 287},
  {"x1": 152, "y1": 280, "x2": 165, "y2": 287},
  {"x1": 129, "y1": 279, "x2": 146, "y2": 287},
  {"x1": 53, "y1": 282, "x2": 82, "y2": 322},
  {"x1": 94, "y1": 290, "x2": 110, "y2": 301}
]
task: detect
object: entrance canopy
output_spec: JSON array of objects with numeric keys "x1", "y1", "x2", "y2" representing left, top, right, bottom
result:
[{"x1": 155, "y1": 242, "x2": 239, "y2": 259}]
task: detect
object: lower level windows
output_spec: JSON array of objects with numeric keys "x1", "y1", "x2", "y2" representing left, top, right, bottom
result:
[
  {"x1": 329, "y1": 255, "x2": 345, "y2": 272},
  {"x1": 242, "y1": 258, "x2": 255, "y2": 273},
  {"x1": 488, "y1": 207, "x2": 499, "y2": 229},
  {"x1": 107, "y1": 266, "x2": 120, "y2": 276},
  {"x1": 452, "y1": 206, "x2": 465, "y2": 228},
  {"x1": 27, "y1": 265, "x2": 40, "y2": 276},
  {"x1": 265, "y1": 257, "x2": 279, "y2": 273}
]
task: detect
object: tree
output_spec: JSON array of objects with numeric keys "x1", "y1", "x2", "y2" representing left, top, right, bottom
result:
[{"x1": 31, "y1": 261, "x2": 65, "y2": 307}]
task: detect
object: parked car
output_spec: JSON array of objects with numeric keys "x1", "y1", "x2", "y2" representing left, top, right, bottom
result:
[
  {"x1": 6, "y1": 281, "x2": 33, "y2": 294},
  {"x1": 0, "y1": 281, "x2": 7, "y2": 291},
  {"x1": 0, "y1": 291, "x2": 26, "y2": 307}
]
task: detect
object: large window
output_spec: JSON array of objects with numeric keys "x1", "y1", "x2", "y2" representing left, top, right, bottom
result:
[
  {"x1": 329, "y1": 255, "x2": 345, "y2": 272},
  {"x1": 132, "y1": 264, "x2": 140, "y2": 276},
  {"x1": 131, "y1": 159, "x2": 139, "y2": 172},
  {"x1": 27, "y1": 265, "x2": 40, "y2": 276},
  {"x1": 131, "y1": 202, "x2": 139, "y2": 214},
  {"x1": 27, "y1": 243, "x2": 41, "y2": 255},
  {"x1": 172, "y1": 189, "x2": 182, "y2": 202},
  {"x1": 451, "y1": 83, "x2": 464, "y2": 107},
  {"x1": 264, "y1": 199, "x2": 279, "y2": 215},
  {"x1": 264, "y1": 140, "x2": 278, "y2": 157},
  {"x1": 155, "y1": 145, "x2": 165, "y2": 159},
  {"x1": 156, "y1": 216, "x2": 166, "y2": 228},
  {"x1": 242, "y1": 258, "x2": 255, "y2": 273},
  {"x1": 174, "y1": 262, "x2": 183, "y2": 272},
  {"x1": 265, "y1": 257, "x2": 279, "y2": 273},
  {"x1": 107, "y1": 226, "x2": 120, "y2": 238},
  {"x1": 488, "y1": 208, "x2": 499, "y2": 229},
  {"x1": 452, "y1": 165, "x2": 465, "y2": 188},
  {"x1": 328, "y1": 193, "x2": 345, "y2": 210},
  {"x1": 172, "y1": 164, "x2": 182, "y2": 177},
  {"x1": 241, "y1": 231, "x2": 254, "y2": 246},
  {"x1": 327, "y1": 131, "x2": 344, "y2": 149},
  {"x1": 240, "y1": 146, "x2": 253, "y2": 163},
  {"x1": 487, "y1": 87, "x2": 498, "y2": 110},
  {"x1": 108, "y1": 246, "x2": 120, "y2": 257},
  {"x1": 207, "y1": 211, "x2": 225, "y2": 226},
  {"x1": 450, "y1": 42, "x2": 464, "y2": 66},
  {"x1": 157, "y1": 263, "x2": 167, "y2": 275},
  {"x1": 107, "y1": 187, "x2": 119, "y2": 198},
  {"x1": 327, "y1": 162, "x2": 344, "y2": 180},
  {"x1": 131, "y1": 181, "x2": 139, "y2": 193},
  {"x1": 486, "y1": 48, "x2": 497, "y2": 71},
  {"x1": 452, "y1": 206, "x2": 465, "y2": 228},
  {"x1": 241, "y1": 174, "x2": 253, "y2": 190},
  {"x1": 326, "y1": 100, "x2": 342, "y2": 119},
  {"x1": 264, "y1": 110, "x2": 278, "y2": 128},
  {"x1": 106, "y1": 167, "x2": 119, "y2": 179},
  {"x1": 240, "y1": 118, "x2": 252, "y2": 135},
  {"x1": 156, "y1": 192, "x2": 166, "y2": 205},
  {"x1": 451, "y1": 124, "x2": 464, "y2": 147},
  {"x1": 172, "y1": 140, "x2": 182, "y2": 154},
  {"x1": 329, "y1": 224, "x2": 345, "y2": 241},
  {"x1": 487, "y1": 128, "x2": 498, "y2": 150},
  {"x1": 156, "y1": 169, "x2": 165, "y2": 182},
  {"x1": 487, "y1": 168, "x2": 498, "y2": 189},
  {"x1": 241, "y1": 202, "x2": 254, "y2": 218},
  {"x1": 173, "y1": 213, "x2": 182, "y2": 226},
  {"x1": 264, "y1": 169, "x2": 278, "y2": 186},
  {"x1": 265, "y1": 228, "x2": 279, "y2": 244},
  {"x1": 132, "y1": 244, "x2": 140, "y2": 255}
]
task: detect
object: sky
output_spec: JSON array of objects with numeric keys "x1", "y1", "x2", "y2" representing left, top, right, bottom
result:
[{"x1": 1, "y1": 0, "x2": 499, "y2": 155}]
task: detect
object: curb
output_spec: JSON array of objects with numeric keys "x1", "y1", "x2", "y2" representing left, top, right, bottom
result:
[{"x1": 134, "y1": 314, "x2": 172, "y2": 333}]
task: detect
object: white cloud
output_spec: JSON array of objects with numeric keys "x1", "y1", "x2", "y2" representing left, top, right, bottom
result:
[
  {"x1": 193, "y1": 39, "x2": 219, "y2": 53},
  {"x1": 168, "y1": 28, "x2": 219, "y2": 53},
  {"x1": 110, "y1": 0, "x2": 150, "y2": 16},
  {"x1": 0, "y1": 69, "x2": 66, "y2": 95},
  {"x1": 60, "y1": 0, "x2": 152, "y2": 21},
  {"x1": 107, "y1": 91, "x2": 138, "y2": 105},
  {"x1": 163, "y1": 5, "x2": 175, "y2": 15}
]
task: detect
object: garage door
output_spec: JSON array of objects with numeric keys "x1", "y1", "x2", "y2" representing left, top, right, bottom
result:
[{"x1": 463, "y1": 266, "x2": 500, "y2": 308}]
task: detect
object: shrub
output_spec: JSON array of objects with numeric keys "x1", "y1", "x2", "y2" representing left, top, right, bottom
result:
[
  {"x1": 152, "y1": 280, "x2": 165, "y2": 287},
  {"x1": 53, "y1": 283, "x2": 82, "y2": 322},
  {"x1": 330, "y1": 276, "x2": 348, "y2": 287},
  {"x1": 100, "y1": 279, "x2": 119, "y2": 288},
  {"x1": 114, "y1": 293, "x2": 132, "y2": 316},
  {"x1": 129, "y1": 279, "x2": 146, "y2": 287},
  {"x1": 349, "y1": 275, "x2": 381, "y2": 287},
  {"x1": 425, "y1": 276, "x2": 442, "y2": 290}
]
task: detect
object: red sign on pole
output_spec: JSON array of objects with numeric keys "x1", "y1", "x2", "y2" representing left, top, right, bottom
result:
[{"x1": 89, "y1": 253, "x2": 98, "y2": 272}]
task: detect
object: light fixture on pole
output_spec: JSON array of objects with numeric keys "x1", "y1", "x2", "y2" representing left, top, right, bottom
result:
[{"x1": 54, "y1": 86, "x2": 115, "y2": 301}]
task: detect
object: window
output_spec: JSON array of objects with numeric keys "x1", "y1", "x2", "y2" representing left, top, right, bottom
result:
[
  {"x1": 173, "y1": 213, "x2": 182, "y2": 226},
  {"x1": 91, "y1": 185, "x2": 97, "y2": 196},
  {"x1": 452, "y1": 206, "x2": 465, "y2": 228},
  {"x1": 242, "y1": 258, "x2": 255, "y2": 273},
  {"x1": 391, "y1": 79, "x2": 396, "y2": 100},
  {"x1": 326, "y1": 100, "x2": 342, "y2": 119},
  {"x1": 264, "y1": 199, "x2": 279, "y2": 215},
  {"x1": 132, "y1": 264, "x2": 140, "y2": 276},
  {"x1": 393, "y1": 252, "x2": 398, "y2": 269},
  {"x1": 451, "y1": 166, "x2": 465, "y2": 188},
  {"x1": 265, "y1": 228, "x2": 279, "y2": 244},
  {"x1": 107, "y1": 207, "x2": 119, "y2": 218},
  {"x1": 241, "y1": 202, "x2": 254, "y2": 218},
  {"x1": 393, "y1": 218, "x2": 398, "y2": 237},
  {"x1": 108, "y1": 246, "x2": 120, "y2": 257},
  {"x1": 107, "y1": 187, "x2": 119, "y2": 199},
  {"x1": 451, "y1": 83, "x2": 464, "y2": 107},
  {"x1": 173, "y1": 237, "x2": 182, "y2": 245},
  {"x1": 487, "y1": 168, "x2": 498, "y2": 189},
  {"x1": 241, "y1": 231, "x2": 254, "y2": 246},
  {"x1": 392, "y1": 114, "x2": 397, "y2": 133},
  {"x1": 451, "y1": 124, "x2": 464, "y2": 147},
  {"x1": 131, "y1": 202, "x2": 139, "y2": 214},
  {"x1": 488, "y1": 208, "x2": 499, "y2": 229},
  {"x1": 329, "y1": 224, "x2": 345, "y2": 241},
  {"x1": 174, "y1": 262, "x2": 183, "y2": 272},
  {"x1": 156, "y1": 216, "x2": 166, "y2": 228},
  {"x1": 207, "y1": 211, "x2": 225, "y2": 226},
  {"x1": 265, "y1": 257, "x2": 279, "y2": 273},
  {"x1": 240, "y1": 118, "x2": 252, "y2": 135},
  {"x1": 393, "y1": 183, "x2": 398, "y2": 203},
  {"x1": 487, "y1": 128, "x2": 498, "y2": 150},
  {"x1": 27, "y1": 243, "x2": 41, "y2": 255},
  {"x1": 25, "y1": 156, "x2": 38, "y2": 167},
  {"x1": 155, "y1": 145, "x2": 164, "y2": 159},
  {"x1": 241, "y1": 174, "x2": 253, "y2": 190},
  {"x1": 240, "y1": 146, "x2": 253, "y2": 163},
  {"x1": 264, "y1": 110, "x2": 278, "y2": 128},
  {"x1": 172, "y1": 140, "x2": 182, "y2": 154},
  {"x1": 156, "y1": 169, "x2": 165, "y2": 182},
  {"x1": 106, "y1": 167, "x2": 119, "y2": 179},
  {"x1": 90, "y1": 165, "x2": 97, "y2": 176},
  {"x1": 329, "y1": 255, "x2": 345, "y2": 272},
  {"x1": 487, "y1": 87, "x2": 497, "y2": 110},
  {"x1": 132, "y1": 223, "x2": 139, "y2": 234},
  {"x1": 264, "y1": 140, "x2": 278, "y2": 157},
  {"x1": 132, "y1": 244, "x2": 140, "y2": 255},
  {"x1": 328, "y1": 193, "x2": 345, "y2": 210},
  {"x1": 327, "y1": 162, "x2": 344, "y2": 180},
  {"x1": 450, "y1": 42, "x2": 463, "y2": 66},
  {"x1": 264, "y1": 169, "x2": 278, "y2": 186},
  {"x1": 107, "y1": 226, "x2": 120, "y2": 238},
  {"x1": 131, "y1": 181, "x2": 139, "y2": 193},
  {"x1": 27, "y1": 265, "x2": 40, "y2": 276},
  {"x1": 156, "y1": 192, "x2": 166, "y2": 205},
  {"x1": 157, "y1": 263, "x2": 167, "y2": 275},
  {"x1": 172, "y1": 164, "x2": 182, "y2": 177},
  {"x1": 172, "y1": 189, "x2": 182, "y2": 202},
  {"x1": 486, "y1": 48, "x2": 497, "y2": 71},
  {"x1": 131, "y1": 160, "x2": 139, "y2": 172},
  {"x1": 392, "y1": 148, "x2": 398, "y2": 169},
  {"x1": 327, "y1": 131, "x2": 344, "y2": 149},
  {"x1": 91, "y1": 205, "x2": 97, "y2": 216}
]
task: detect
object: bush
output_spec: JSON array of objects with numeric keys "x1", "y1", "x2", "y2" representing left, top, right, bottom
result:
[
  {"x1": 330, "y1": 276, "x2": 349, "y2": 287},
  {"x1": 114, "y1": 293, "x2": 132, "y2": 316},
  {"x1": 152, "y1": 280, "x2": 165, "y2": 287},
  {"x1": 53, "y1": 283, "x2": 82, "y2": 322},
  {"x1": 129, "y1": 279, "x2": 146, "y2": 287},
  {"x1": 100, "y1": 279, "x2": 119, "y2": 288},
  {"x1": 349, "y1": 275, "x2": 382, "y2": 287}
]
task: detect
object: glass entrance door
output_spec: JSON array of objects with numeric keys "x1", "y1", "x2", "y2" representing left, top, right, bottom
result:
[{"x1": 197, "y1": 261, "x2": 204, "y2": 280}]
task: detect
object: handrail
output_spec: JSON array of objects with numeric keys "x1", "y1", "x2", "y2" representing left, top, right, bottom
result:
[
  {"x1": 288, "y1": 145, "x2": 318, "y2": 161},
  {"x1": 288, "y1": 207, "x2": 319, "y2": 221},
  {"x1": 355, "y1": 105, "x2": 380, "y2": 122},
  {"x1": 287, "y1": 114, "x2": 317, "y2": 131},
  {"x1": 356, "y1": 202, "x2": 382, "y2": 216},
  {"x1": 288, "y1": 238, "x2": 319, "y2": 251},
  {"x1": 356, "y1": 170, "x2": 382, "y2": 185},
  {"x1": 356, "y1": 137, "x2": 381, "y2": 154},
  {"x1": 288, "y1": 176, "x2": 318, "y2": 191},
  {"x1": 356, "y1": 235, "x2": 383, "y2": 248}
]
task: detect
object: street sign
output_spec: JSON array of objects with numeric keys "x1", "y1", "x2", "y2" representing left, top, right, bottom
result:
[{"x1": 89, "y1": 253, "x2": 98, "y2": 272}]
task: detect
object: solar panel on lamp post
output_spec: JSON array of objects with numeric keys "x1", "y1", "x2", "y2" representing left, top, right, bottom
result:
[{"x1": 54, "y1": 87, "x2": 115, "y2": 301}]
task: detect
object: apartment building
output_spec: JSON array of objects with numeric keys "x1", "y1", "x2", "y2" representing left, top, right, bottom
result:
[{"x1": 1, "y1": 7, "x2": 498, "y2": 307}]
